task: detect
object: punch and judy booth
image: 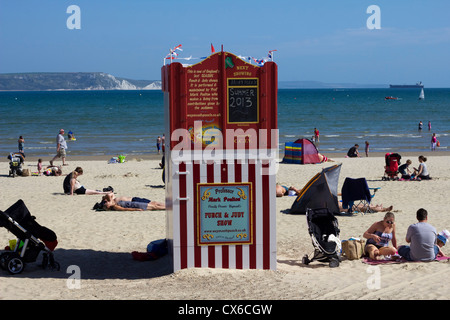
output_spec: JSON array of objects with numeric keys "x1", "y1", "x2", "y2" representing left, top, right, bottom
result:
[{"x1": 162, "y1": 51, "x2": 278, "y2": 272}]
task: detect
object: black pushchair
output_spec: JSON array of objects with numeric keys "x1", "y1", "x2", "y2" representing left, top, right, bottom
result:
[
  {"x1": 0, "y1": 200, "x2": 60, "y2": 274},
  {"x1": 302, "y1": 208, "x2": 341, "y2": 268},
  {"x1": 7, "y1": 152, "x2": 25, "y2": 177}
]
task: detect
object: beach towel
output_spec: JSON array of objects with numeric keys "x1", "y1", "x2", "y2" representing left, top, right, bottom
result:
[{"x1": 362, "y1": 255, "x2": 450, "y2": 265}]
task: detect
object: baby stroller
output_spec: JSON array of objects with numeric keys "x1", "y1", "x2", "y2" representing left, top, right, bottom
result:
[
  {"x1": 0, "y1": 200, "x2": 59, "y2": 274},
  {"x1": 302, "y1": 208, "x2": 341, "y2": 268},
  {"x1": 382, "y1": 152, "x2": 401, "y2": 181},
  {"x1": 7, "y1": 152, "x2": 25, "y2": 177}
]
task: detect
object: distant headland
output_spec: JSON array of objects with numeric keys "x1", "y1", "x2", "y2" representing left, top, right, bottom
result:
[
  {"x1": 0, "y1": 72, "x2": 390, "y2": 91},
  {"x1": 0, "y1": 72, "x2": 161, "y2": 91}
]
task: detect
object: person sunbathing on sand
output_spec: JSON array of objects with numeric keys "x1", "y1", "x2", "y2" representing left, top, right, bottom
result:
[
  {"x1": 98, "y1": 193, "x2": 165, "y2": 211},
  {"x1": 318, "y1": 153, "x2": 334, "y2": 163},
  {"x1": 340, "y1": 203, "x2": 393, "y2": 213},
  {"x1": 276, "y1": 184, "x2": 301, "y2": 197},
  {"x1": 276, "y1": 184, "x2": 394, "y2": 212},
  {"x1": 363, "y1": 212, "x2": 398, "y2": 260}
]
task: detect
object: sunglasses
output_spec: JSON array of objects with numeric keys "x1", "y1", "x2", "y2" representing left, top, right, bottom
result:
[{"x1": 385, "y1": 220, "x2": 394, "y2": 224}]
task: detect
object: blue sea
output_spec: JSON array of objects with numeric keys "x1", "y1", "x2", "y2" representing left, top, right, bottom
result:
[{"x1": 0, "y1": 88, "x2": 449, "y2": 158}]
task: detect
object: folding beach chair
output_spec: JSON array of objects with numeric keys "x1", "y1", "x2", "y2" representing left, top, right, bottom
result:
[{"x1": 341, "y1": 178, "x2": 380, "y2": 214}]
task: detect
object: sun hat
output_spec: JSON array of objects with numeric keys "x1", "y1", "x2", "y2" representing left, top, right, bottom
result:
[{"x1": 437, "y1": 229, "x2": 450, "y2": 245}]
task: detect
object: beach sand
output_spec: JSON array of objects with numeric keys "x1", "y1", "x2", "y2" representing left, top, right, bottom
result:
[{"x1": 0, "y1": 152, "x2": 449, "y2": 300}]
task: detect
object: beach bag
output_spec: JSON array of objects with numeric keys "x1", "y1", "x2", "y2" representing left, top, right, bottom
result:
[
  {"x1": 147, "y1": 239, "x2": 168, "y2": 258},
  {"x1": 21, "y1": 169, "x2": 30, "y2": 176},
  {"x1": 131, "y1": 239, "x2": 168, "y2": 262},
  {"x1": 342, "y1": 239, "x2": 365, "y2": 260}
]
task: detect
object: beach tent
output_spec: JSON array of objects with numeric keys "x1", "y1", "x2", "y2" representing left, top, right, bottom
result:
[
  {"x1": 289, "y1": 164, "x2": 342, "y2": 215},
  {"x1": 282, "y1": 139, "x2": 320, "y2": 164}
]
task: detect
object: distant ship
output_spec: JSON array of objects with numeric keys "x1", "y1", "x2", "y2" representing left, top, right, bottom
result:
[{"x1": 389, "y1": 81, "x2": 424, "y2": 88}]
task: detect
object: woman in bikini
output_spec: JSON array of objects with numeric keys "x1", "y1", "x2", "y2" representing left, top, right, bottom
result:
[
  {"x1": 363, "y1": 212, "x2": 398, "y2": 260},
  {"x1": 100, "y1": 193, "x2": 165, "y2": 211}
]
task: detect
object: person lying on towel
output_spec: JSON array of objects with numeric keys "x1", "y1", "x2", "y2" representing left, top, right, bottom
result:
[{"x1": 96, "y1": 193, "x2": 165, "y2": 211}]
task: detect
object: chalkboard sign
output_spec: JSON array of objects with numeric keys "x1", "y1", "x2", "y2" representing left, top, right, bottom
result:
[{"x1": 227, "y1": 78, "x2": 259, "y2": 123}]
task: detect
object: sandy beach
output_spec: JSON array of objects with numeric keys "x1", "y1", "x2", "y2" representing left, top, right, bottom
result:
[{"x1": 1, "y1": 151, "x2": 449, "y2": 301}]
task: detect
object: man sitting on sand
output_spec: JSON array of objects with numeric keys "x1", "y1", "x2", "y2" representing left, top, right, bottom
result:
[
  {"x1": 398, "y1": 208, "x2": 440, "y2": 261},
  {"x1": 95, "y1": 193, "x2": 165, "y2": 211},
  {"x1": 347, "y1": 144, "x2": 360, "y2": 158}
]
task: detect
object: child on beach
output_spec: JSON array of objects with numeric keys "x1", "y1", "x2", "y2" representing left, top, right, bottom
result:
[
  {"x1": 37, "y1": 159, "x2": 43, "y2": 175},
  {"x1": 365, "y1": 141, "x2": 369, "y2": 157},
  {"x1": 436, "y1": 230, "x2": 450, "y2": 257},
  {"x1": 398, "y1": 159, "x2": 412, "y2": 180}
]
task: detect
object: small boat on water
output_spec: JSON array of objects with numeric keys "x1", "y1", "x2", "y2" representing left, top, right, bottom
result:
[
  {"x1": 419, "y1": 88, "x2": 425, "y2": 100},
  {"x1": 385, "y1": 96, "x2": 398, "y2": 100}
]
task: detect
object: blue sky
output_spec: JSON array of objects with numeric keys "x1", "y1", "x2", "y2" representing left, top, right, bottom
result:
[{"x1": 1, "y1": 0, "x2": 450, "y2": 87}]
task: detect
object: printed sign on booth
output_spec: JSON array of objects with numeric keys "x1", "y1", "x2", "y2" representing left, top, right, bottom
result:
[{"x1": 197, "y1": 182, "x2": 252, "y2": 246}]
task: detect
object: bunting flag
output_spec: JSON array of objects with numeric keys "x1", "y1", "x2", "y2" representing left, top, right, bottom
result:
[
  {"x1": 252, "y1": 58, "x2": 265, "y2": 66},
  {"x1": 164, "y1": 45, "x2": 277, "y2": 66},
  {"x1": 267, "y1": 50, "x2": 277, "y2": 60},
  {"x1": 171, "y1": 44, "x2": 183, "y2": 53},
  {"x1": 165, "y1": 44, "x2": 183, "y2": 60}
]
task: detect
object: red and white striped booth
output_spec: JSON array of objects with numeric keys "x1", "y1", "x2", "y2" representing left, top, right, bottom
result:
[{"x1": 162, "y1": 51, "x2": 278, "y2": 271}]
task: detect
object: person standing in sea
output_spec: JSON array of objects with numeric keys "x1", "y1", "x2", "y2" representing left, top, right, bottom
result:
[
  {"x1": 314, "y1": 128, "x2": 320, "y2": 143},
  {"x1": 161, "y1": 134, "x2": 165, "y2": 153},
  {"x1": 431, "y1": 133, "x2": 437, "y2": 151},
  {"x1": 418, "y1": 121, "x2": 423, "y2": 131},
  {"x1": 156, "y1": 136, "x2": 161, "y2": 154},
  {"x1": 50, "y1": 129, "x2": 68, "y2": 166},
  {"x1": 18, "y1": 136, "x2": 25, "y2": 153}
]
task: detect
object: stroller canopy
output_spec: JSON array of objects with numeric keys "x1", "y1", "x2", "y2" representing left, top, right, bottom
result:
[
  {"x1": 289, "y1": 164, "x2": 342, "y2": 215},
  {"x1": 1, "y1": 200, "x2": 57, "y2": 243}
]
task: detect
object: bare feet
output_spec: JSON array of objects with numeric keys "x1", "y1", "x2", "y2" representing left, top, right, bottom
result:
[{"x1": 370, "y1": 249, "x2": 380, "y2": 260}]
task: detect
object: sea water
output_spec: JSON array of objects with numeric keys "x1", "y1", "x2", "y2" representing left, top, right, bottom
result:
[{"x1": 0, "y1": 88, "x2": 448, "y2": 158}]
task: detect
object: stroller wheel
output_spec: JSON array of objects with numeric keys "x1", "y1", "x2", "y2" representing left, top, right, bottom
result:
[
  {"x1": 329, "y1": 257, "x2": 340, "y2": 268},
  {"x1": 6, "y1": 254, "x2": 25, "y2": 274},
  {"x1": 302, "y1": 255, "x2": 310, "y2": 265}
]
